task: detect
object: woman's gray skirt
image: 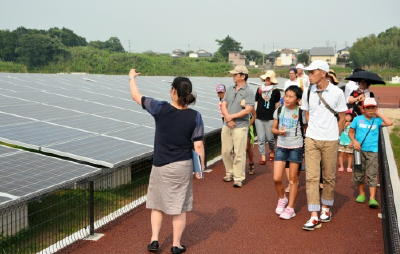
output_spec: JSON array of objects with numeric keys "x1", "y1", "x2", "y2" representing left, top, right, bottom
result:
[{"x1": 146, "y1": 159, "x2": 193, "y2": 215}]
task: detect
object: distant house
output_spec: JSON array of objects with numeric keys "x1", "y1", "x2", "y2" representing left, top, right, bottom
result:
[
  {"x1": 337, "y1": 47, "x2": 350, "y2": 58},
  {"x1": 310, "y1": 47, "x2": 337, "y2": 65},
  {"x1": 197, "y1": 49, "x2": 212, "y2": 57},
  {"x1": 171, "y1": 49, "x2": 185, "y2": 58},
  {"x1": 228, "y1": 51, "x2": 246, "y2": 66},
  {"x1": 189, "y1": 52, "x2": 198, "y2": 58},
  {"x1": 275, "y1": 49, "x2": 296, "y2": 66}
]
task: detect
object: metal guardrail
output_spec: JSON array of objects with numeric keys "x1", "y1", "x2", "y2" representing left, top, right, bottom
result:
[
  {"x1": 0, "y1": 130, "x2": 222, "y2": 254},
  {"x1": 379, "y1": 129, "x2": 400, "y2": 254}
]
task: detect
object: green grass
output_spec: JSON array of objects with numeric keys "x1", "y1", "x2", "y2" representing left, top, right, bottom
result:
[
  {"x1": 375, "y1": 83, "x2": 400, "y2": 87},
  {"x1": 389, "y1": 126, "x2": 400, "y2": 175},
  {"x1": 0, "y1": 173, "x2": 150, "y2": 254}
]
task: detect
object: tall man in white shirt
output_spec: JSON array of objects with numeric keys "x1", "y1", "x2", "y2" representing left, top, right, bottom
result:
[{"x1": 301, "y1": 60, "x2": 348, "y2": 231}]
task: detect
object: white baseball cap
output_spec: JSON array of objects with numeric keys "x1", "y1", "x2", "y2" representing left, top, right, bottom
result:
[
  {"x1": 363, "y1": 97, "x2": 378, "y2": 107},
  {"x1": 296, "y1": 63, "x2": 305, "y2": 69},
  {"x1": 304, "y1": 60, "x2": 329, "y2": 72}
]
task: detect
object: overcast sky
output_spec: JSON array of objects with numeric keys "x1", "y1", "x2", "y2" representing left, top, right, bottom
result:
[{"x1": 1, "y1": 0, "x2": 399, "y2": 54}]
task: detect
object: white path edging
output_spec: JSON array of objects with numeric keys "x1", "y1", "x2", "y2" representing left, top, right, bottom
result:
[{"x1": 383, "y1": 128, "x2": 400, "y2": 226}]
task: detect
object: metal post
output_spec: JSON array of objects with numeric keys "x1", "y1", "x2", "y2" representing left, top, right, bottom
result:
[{"x1": 89, "y1": 181, "x2": 95, "y2": 235}]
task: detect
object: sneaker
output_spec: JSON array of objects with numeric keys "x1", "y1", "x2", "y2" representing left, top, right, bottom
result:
[
  {"x1": 233, "y1": 181, "x2": 242, "y2": 188},
  {"x1": 355, "y1": 194, "x2": 366, "y2": 203},
  {"x1": 279, "y1": 207, "x2": 296, "y2": 220},
  {"x1": 223, "y1": 175, "x2": 233, "y2": 182},
  {"x1": 302, "y1": 217, "x2": 322, "y2": 231},
  {"x1": 346, "y1": 167, "x2": 353, "y2": 173},
  {"x1": 369, "y1": 199, "x2": 379, "y2": 208},
  {"x1": 147, "y1": 240, "x2": 159, "y2": 252},
  {"x1": 338, "y1": 167, "x2": 344, "y2": 172},
  {"x1": 320, "y1": 208, "x2": 332, "y2": 222},
  {"x1": 275, "y1": 197, "x2": 288, "y2": 215}
]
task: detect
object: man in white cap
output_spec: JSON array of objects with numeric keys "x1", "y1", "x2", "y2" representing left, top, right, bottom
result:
[
  {"x1": 301, "y1": 60, "x2": 348, "y2": 230},
  {"x1": 221, "y1": 65, "x2": 255, "y2": 187},
  {"x1": 296, "y1": 63, "x2": 310, "y2": 91}
]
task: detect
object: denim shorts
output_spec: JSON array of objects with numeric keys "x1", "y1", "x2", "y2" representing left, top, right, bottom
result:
[{"x1": 275, "y1": 147, "x2": 304, "y2": 164}]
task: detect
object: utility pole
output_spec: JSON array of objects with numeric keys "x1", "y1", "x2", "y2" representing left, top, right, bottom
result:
[
  {"x1": 262, "y1": 43, "x2": 265, "y2": 65},
  {"x1": 128, "y1": 40, "x2": 131, "y2": 53}
]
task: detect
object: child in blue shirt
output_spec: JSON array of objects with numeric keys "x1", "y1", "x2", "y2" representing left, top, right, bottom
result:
[{"x1": 349, "y1": 98, "x2": 392, "y2": 208}]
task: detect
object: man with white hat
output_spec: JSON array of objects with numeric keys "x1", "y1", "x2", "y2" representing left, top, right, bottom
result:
[
  {"x1": 296, "y1": 63, "x2": 310, "y2": 91},
  {"x1": 221, "y1": 65, "x2": 255, "y2": 187},
  {"x1": 301, "y1": 60, "x2": 348, "y2": 230}
]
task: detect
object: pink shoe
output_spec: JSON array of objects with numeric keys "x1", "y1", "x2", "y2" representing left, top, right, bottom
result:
[
  {"x1": 338, "y1": 167, "x2": 344, "y2": 172},
  {"x1": 275, "y1": 197, "x2": 288, "y2": 215},
  {"x1": 279, "y1": 207, "x2": 296, "y2": 219},
  {"x1": 346, "y1": 167, "x2": 353, "y2": 172}
]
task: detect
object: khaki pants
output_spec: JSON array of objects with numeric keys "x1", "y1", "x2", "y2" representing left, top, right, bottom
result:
[
  {"x1": 305, "y1": 138, "x2": 338, "y2": 212},
  {"x1": 221, "y1": 126, "x2": 248, "y2": 182},
  {"x1": 353, "y1": 151, "x2": 379, "y2": 187}
]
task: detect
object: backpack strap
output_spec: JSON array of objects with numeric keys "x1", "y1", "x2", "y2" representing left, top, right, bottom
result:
[{"x1": 277, "y1": 105, "x2": 282, "y2": 126}]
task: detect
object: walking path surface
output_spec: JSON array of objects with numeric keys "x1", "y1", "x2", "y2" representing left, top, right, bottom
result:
[{"x1": 60, "y1": 149, "x2": 384, "y2": 254}]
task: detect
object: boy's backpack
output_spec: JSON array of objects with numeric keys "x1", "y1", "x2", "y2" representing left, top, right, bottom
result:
[{"x1": 277, "y1": 106, "x2": 305, "y2": 137}]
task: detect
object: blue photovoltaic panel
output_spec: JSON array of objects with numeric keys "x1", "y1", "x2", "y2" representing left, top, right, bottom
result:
[
  {"x1": 0, "y1": 73, "x2": 250, "y2": 168},
  {"x1": 0, "y1": 145, "x2": 101, "y2": 208}
]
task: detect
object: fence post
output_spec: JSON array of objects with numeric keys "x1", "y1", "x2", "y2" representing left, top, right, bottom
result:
[{"x1": 89, "y1": 181, "x2": 95, "y2": 235}]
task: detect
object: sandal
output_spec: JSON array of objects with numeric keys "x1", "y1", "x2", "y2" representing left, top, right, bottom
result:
[
  {"x1": 248, "y1": 163, "x2": 255, "y2": 175},
  {"x1": 268, "y1": 152, "x2": 275, "y2": 161}
]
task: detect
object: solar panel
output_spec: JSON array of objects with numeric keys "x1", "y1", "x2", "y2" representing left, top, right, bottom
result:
[
  {"x1": 0, "y1": 145, "x2": 101, "y2": 208},
  {"x1": 0, "y1": 73, "x2": 271, "y2": 168},
  {"x1": 42, "y1": 135, "x2": 153, "y2": 168}
]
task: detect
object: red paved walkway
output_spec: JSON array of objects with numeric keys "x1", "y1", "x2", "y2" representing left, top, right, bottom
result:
[{"x1": 60, "y1": 151, "x2": 384, "y2": 254}]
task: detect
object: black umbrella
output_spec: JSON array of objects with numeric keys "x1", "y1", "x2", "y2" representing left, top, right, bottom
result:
[{"x1": 345, "y1": 70, "x2": 385, "y2": 84}]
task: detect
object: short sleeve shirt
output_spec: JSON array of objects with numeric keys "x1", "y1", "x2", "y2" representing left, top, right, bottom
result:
[
  {"x1": 273, "y1": 106, "x2": 306, "y2": 149},
  {"x1": 301, "y1": 83, "x2": 348, "y2": 141},
  {"x1": 141, "y1": 96, "x2": 204, "y2": 166},
  {"x1": 255, "y1": 87, "x2": 281, "y2": 121},
  {"x1": 222, "y1": 83, "x2": 255, "y2": 128},
  {"x1": 350, "y1": 115, "x2": 383, "y2": 152}
]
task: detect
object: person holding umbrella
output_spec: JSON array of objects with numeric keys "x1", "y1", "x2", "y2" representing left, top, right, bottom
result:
[{"x1": 346, "y1": 70, "x2": 385, "y2": 116}]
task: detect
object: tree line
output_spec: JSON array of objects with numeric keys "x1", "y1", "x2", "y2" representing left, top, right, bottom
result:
[
  {"x1": 350, "y1": 26, "x2": 400, "y2": 68},
  {"x1": 0, "y1": 27, "x2": 124, "y2": 68}
]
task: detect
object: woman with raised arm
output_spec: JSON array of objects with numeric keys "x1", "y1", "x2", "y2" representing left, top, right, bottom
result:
[{"x1": 129, "y1": 69, "x2": 205, "y2": 254}]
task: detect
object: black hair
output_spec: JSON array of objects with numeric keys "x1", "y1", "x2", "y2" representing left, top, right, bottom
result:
[
  {"x1": 289, "y1": 68, "x2": 297, "y2": 74},
  {"x1": 285, "y1": 85, "x2": 303, "y2": 99},
  {"x1": 171, "y1": 77, "x2": 196, "y2": 106}
]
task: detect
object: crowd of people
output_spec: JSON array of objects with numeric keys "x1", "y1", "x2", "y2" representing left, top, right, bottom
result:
[{"x1": 128, "y1": 59, "x2": 393, "y2": 253}]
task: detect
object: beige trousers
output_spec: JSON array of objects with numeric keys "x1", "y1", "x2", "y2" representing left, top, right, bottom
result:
[
  {"x1": 221, "y1": 126, "x2": 248, "y2": 182},
  {"x1": 305, "y1": 138, "x2": 338, "y2": 212}
]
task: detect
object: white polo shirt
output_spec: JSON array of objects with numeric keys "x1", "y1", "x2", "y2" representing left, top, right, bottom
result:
[{"x1": 301, "y1": 82, "x2": 348, "y2": 141}]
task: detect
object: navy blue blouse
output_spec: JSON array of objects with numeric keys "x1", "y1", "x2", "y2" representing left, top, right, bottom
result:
[{"x1": 141, "y1": 96, "x2": 204, "y2": 166}]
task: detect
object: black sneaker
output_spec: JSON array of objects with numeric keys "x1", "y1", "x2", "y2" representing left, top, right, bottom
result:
[
  {"x1": 171, "y1": 245, "x2": 186, "y2": 254},
  {"x1": 147, "y1": 241, "x2": 159, "y2": 252}
]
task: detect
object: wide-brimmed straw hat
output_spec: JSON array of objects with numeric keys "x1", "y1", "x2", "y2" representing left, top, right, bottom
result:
[
  {"x1": 328, "y1": 69, "x2": 339, "y2": 85},
  {"x1": 259, "y1": 70, "x2": 278, "y2": 84},
  {"x1": 229, "y1": 65, "x2": 249, "y2": 75}
]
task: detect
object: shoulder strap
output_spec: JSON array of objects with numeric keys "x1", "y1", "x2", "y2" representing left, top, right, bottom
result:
[
  {"x1": 316, "y1": 91, "x2": 338, "y2": 117},
  {"x1": 307, "y1": 85, "x2": 312, "y2": 105},
  {"x1": 298, "y1": 109, "x2": 305, "y2": 137},
  {"x1": 360, "y1": 118, "x2": 376, "y2": 146}
]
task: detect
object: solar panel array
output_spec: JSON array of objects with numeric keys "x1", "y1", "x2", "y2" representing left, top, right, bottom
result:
[
  {"x1": 0, "y1": 145, "x2": 100, "y2": 207},
  {"x1": 0, "y1": 73, "x2": 277, "y2": 168}
]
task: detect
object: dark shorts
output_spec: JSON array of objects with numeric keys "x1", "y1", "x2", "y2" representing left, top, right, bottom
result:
[{"x1": 275, "y1": 147, "x2": 304, "y2": 164}]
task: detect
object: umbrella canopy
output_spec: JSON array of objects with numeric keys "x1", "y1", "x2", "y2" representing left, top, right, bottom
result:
[{"x1": 345, "y1": 70, "x2": 385, "y2": 85}]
